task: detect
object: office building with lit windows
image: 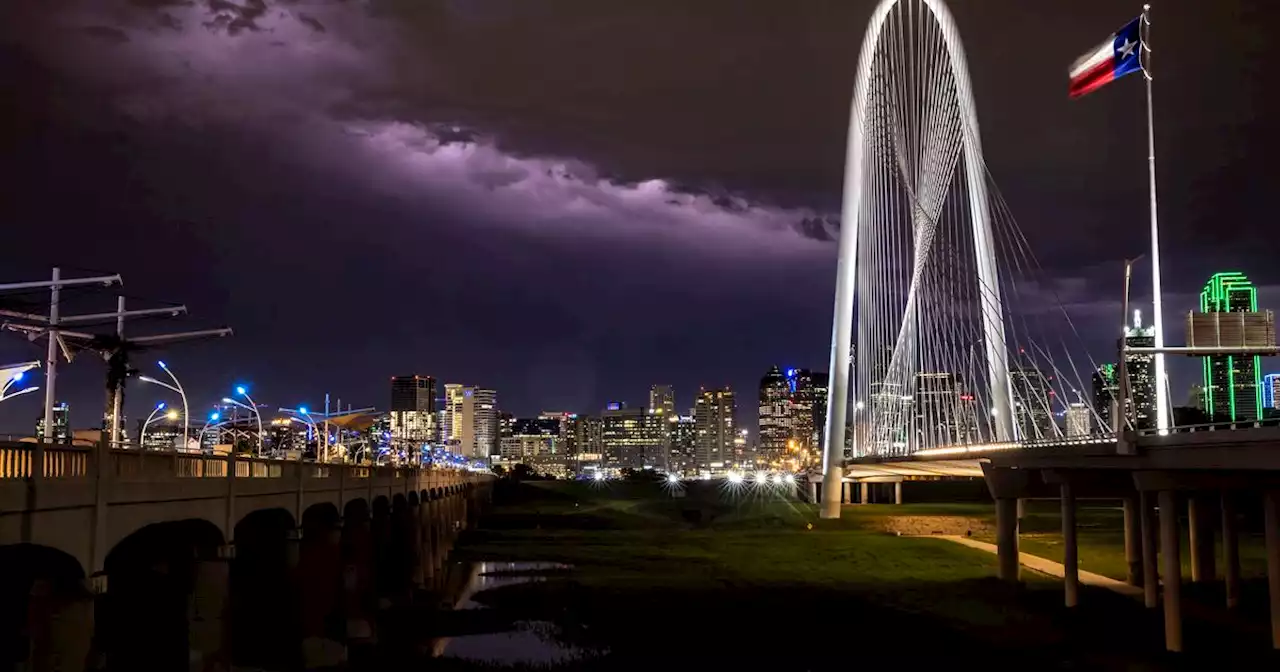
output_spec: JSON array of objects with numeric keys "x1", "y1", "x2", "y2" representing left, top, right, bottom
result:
[
  {"x1": 758, "y1": 367, "x2": 792, "y2": 458},
  {"x1": 441, "y1": 384, "x2": 498, "y2": 460},
  {"x1": 694, "y1": 387, "x2": 735, "y2": 470},
  {"x1": 1264, "y1": 373, "x2": 1280, "y2": 413},
  {"x1": 389, "y1": 375, "x2": 437, "y2": 447},
  {"x1": 648, "y1": 385, "x2": 675, "y2": 417},
  {"x1": 601, "y1": 405, "x2": 666, "y2": 470},
  {"x1": 1092, "y1": 364, "x2": 1119, "y2": 432},
  {"x1": 35, "y1": 402, "x2": 70, "y2": 444},
  {"x1": 1123, "y1": 310, "x2": 1157, "y2": 430},
  {"x1": 1199, "y1": 272, "x2": 1263, "y2": 422}
]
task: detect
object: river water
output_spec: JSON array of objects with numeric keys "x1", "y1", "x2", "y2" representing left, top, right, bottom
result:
[{"x1": 432, "y1": 561, "x2": 597, "y2": 665}]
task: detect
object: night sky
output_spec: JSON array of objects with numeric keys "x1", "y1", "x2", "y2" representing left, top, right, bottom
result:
[{"x1": 1, "y1": 0, "x2": 1277, "y2": 434}]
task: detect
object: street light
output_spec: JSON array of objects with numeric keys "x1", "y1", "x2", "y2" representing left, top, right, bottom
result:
[
  {"x1": 223, "y1": 387, "x2": 264, "y2": 455},
  {"x1": 197, "y1": 411, "x2": 224, "y2": 449},
  {"x1": 285, "y1": 411, "x2": 320, "y2": 457},
  {"x1": 140, "y1": 402, "x2": 179, "y2": 450},
  {"x1": 139, "y1": 360, "x2": 189, "y2": 450}
]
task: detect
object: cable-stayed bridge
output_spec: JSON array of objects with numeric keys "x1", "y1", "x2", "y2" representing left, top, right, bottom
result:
[
  {"x1": 821, "y1": 0, "x2": 1133, "y2": 472},
  {"x1": 814, "y1": 2, "x2": 1280, "y2": 652}
]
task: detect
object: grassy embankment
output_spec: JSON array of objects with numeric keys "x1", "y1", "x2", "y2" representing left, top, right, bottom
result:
[{"x1": 438, "y1": 479, "x2": 1276, "y2": 669}]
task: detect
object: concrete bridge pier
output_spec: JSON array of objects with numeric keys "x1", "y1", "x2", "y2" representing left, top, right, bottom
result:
[
  {"x1": 230, "y1": 509, "x2": 302, "y2": 670},
  {"x1": 298, "y1": 504, "x2": 344, "y2": 661},
  {"x1": 339, "y1": 499, "x2": 376, "y2": 644},
  {"x1": 188, "y1": 545, "x2": 233, "y2": 672},
  {"x1": 406, "y1": 492, "x2": 425, "y2": 591},
  {"x1": 370, "y1": 497, "x2": 394, "y2": 606},
  {"x1": 1157, "y1": 490, "x2": 1183, "y2": 652},
  {"x1": 23, "y1": 570, "x2": 95, "y2": 672},
  {"x1": 1188, "y1": 494, "x2": 1217, "y2": 583},
  {"x1": 1221, "y1": 493, "x2": 1241, "y2": 609}
]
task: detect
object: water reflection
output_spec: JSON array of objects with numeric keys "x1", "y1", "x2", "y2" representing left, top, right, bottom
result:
[{"x1": 434, "y1": 561, "x2": 596, "y2": 665}]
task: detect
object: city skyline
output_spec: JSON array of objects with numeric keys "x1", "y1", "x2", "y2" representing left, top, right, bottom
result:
[{"x1": 1, "y1": 1, "x2": 1278, "y2": 435}]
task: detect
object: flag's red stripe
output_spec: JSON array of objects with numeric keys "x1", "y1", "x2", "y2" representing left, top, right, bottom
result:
[{"x1": 1068, "y1": 58, "x2": 1116, "y2": 98}]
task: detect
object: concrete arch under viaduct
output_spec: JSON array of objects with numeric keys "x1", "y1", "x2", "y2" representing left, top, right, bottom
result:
[{"x1": 0, "y1": 442, "x2": 494, "y2": 671}]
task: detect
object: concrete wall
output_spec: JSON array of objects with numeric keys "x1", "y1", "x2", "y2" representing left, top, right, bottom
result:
[{"x1": 0, "y1": 442, "x2": 495, "y2": 671}]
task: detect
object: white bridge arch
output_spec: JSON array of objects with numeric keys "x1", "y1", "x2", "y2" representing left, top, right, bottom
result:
[{"x1": 821, "y1": 0, "x2": 1015, "y2": 517}]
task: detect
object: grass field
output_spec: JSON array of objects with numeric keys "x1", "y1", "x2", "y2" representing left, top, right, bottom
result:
[{"x1": 438, "y1": 479, "x2": 1278, "y2": 669}]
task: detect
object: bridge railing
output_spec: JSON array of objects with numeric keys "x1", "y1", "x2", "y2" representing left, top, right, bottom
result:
[
  {"x1": 1, "y1": 444, "x2": 89, "y2": 479},
  {"x1": 1, "y1": 442, "x2": 457, "y2": 483}
]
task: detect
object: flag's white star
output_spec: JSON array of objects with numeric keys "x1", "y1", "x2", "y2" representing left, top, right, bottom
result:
[{"x1": 1118, "y1": 36, "x2": 1137, "y2": 59}]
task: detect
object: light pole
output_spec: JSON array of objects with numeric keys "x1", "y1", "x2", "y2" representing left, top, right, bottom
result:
[
  {"x1": 197, "y1": 411, "x2": 223, "y2": 449},
  {"x1": 223, "y1": 388, "x2": 264, "y2": 455},
  {"x1": 140, "y1": 403, "x2": 179, "y2": 450},
  {"x1": 0, "y1": 367, "x2": 41, "y2": 403},
  {"x1": 283, "y1": 408, "x2": 320, "y2": 458},
  {"x1": 139, "y1": 360, "x2": 190, "y2": 449}
]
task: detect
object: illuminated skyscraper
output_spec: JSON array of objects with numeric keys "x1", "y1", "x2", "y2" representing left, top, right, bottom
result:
[
  {"x1": 1065, "y1": 403, "x2": 1091, "y2": 437},
  {"x1": 1123, "y1": 310, "x2": 1157, "y2": 430},
  {"x1": 694, "y1": 387, "x2": 735, "y2": 470},
  {"x1": 757, "y1": 367, "x2": 791, "y2": 458},
  {"x1": 648, "y1": 385, "x2": 675, "y2": 417},
  {"x1": 601, "y1": 405, "x2": 666, "y2": 469},
  {"x1": 1200, "y1": 272, "x2": 1262, "y2": 422},
  {"x1": 1091, "y1": 364, "x2": 1119, "y2": 432},
  {"x1": 1010, "y1": 361, "x2": 1054, "y2": 440},
  {"x1": 1264, "y1": 373, "x2": 1280, "y2": 412},
  {"x1": 441, "y1": 384, "x2": 497, "y2": 460},
  {"x1": 35, "y1": 402, "x2": 70, "y2": 443},
  {"x1": 389, "y1": 375, "x2": 436, "y2": 447}
]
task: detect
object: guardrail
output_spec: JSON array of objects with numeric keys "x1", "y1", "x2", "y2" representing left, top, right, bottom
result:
[{"x1": 0, "y1": 443, "x2": 456, "y2": 482}]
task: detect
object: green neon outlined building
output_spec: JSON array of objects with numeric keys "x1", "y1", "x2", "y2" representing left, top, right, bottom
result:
[{"x1": 1199, "y1": 272, "x2": 1262, "y2": 422}]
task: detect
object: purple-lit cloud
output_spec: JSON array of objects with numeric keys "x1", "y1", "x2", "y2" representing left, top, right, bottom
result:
[{"x1": 9, "y1": 0, "x2": 836, "y2": 256}]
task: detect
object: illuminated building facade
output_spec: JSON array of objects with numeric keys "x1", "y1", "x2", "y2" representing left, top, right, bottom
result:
[
  {"x1": 757, "y1": 367, "x2": 827, "y2": 467},
  {"x1": 601, "y1": 406, "x2": 666, "y2": 469},
  {"x1": 1123, "y1": 310, "x2": 1157, "y2": 430},
  {"x1": 648, "y1": 385, "x2": 675, "y2": 417},
  {"x1": 389, "y1": 375, "x2": 436, "y2": 447},
  {"x1": 758, "y1": 367, "x2": 792, "y2": 458},
  {"x1": 1010, "y1": 361, "x2": 1054, "y2": 440},
  {"x1": 1200, "y1": 272, "x2": 1262, "y2": 421},
  {"x1": 1065, "y1": 403, "x2": 1091, "y2": 437},
  {"x1": 34, "y1": 402, "x2": 70, "y2": 443},
  {"x1": 1092, "y1": 364, "x2": 1119, "y2": 432},
  {"x1": 694, "y1": 387, "x2": 735, "y2": 470},
  {"x1": 442, "y1": 384, "x2": 498, "y2": 460},
  {"x1": 1264, "y1": 373, "x2": 1280, "y2": 412},
  {"x1": 668, "y1": 415, "x2": 696, "y2": 473}
]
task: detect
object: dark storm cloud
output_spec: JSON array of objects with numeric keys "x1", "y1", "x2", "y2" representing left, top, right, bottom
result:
[{"x1": 2, "y1": 0, "x2": 833, "y2": 252}]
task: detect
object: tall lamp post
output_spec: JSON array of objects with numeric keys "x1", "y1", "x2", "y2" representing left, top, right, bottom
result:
[
  {"x1": 223, "y1": 388, "x2": 264, "y2": 455},
  {"x1": 139, "y1": 360, "x2": 190, "y2": 449},
  {"x1": 140, "y1": 402, "x2": 179, "y2": 450},
  {"x1": 197, "y1": 411, "x2": 223, "y2": 449},
  {"x1": 281, "y1": 407, "x2": 321, "y2": 456}
]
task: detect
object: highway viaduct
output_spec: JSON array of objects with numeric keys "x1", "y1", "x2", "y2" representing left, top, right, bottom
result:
[
  {"x1": 841, "y1": 427, "x2": 1280, "y2": 653},
  {"x1": 0, "y1": 440, "x2": 495, "y2": 671}
]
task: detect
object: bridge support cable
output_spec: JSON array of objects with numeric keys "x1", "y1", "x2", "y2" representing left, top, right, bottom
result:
[{"x1": 825, "y1": 0, "x2": 1125, "y2": 494}]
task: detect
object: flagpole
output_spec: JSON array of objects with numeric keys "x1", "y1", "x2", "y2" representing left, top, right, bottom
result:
[{"x1": 1141, "y1": 4, "x2": 1169, "y2": 434}]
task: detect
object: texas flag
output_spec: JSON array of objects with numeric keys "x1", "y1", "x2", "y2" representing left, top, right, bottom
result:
[{"x1": 1068, "y1": 17, "x2": 1143, "y2": 98}]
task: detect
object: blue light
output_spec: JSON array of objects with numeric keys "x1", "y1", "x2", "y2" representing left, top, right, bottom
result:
[
  {"x1": 209, "y1": 412, "x2": 220, "y2": 421},
  {"x1": 11, "y1": 371, "x2": 23, "y2": 382},
  {"x1": 236, "y1": 386, "x2": 247, "y2": 396},
  {"x1": 156, "y1": 402, "x2": 166, "y2": 410},
  {"x1": 786, "y1": 368, "x2": 796, "y2": 378},
  {"x1": 157, "y1": 360, "x2": 167, "y2": 369},
  {"x1": 298, "y1": 406, "x2": 308, "y2": 415}
]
